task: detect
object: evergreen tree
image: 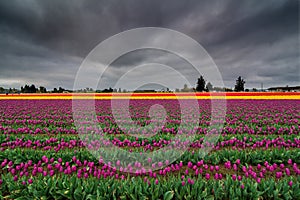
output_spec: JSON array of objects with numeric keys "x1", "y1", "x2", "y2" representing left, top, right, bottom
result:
[
  {"x1": 196, "y1": 75, "x2": 206, "y2": 92},
  {"x1": 234, "y1": 76, "x2": 246, "y2": 92},
  {"x1": 206, "y1": 82, "x2": 213, "y2": 91}
]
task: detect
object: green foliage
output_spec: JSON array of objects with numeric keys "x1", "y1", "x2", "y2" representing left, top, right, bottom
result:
[{"x1": 1, "y1": 174, "x2": 299, "y2": 199}]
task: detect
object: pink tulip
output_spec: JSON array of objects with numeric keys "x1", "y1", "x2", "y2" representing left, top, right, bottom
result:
[
  {"x1": 257, "y1": 164, "x2": 261, "y2": 170},
  {"x1": 232, "y1": 174, "x2": 237, "y2": 181},
  {"x1": 285, "y1": 168, "x2": 291, "y2": 176},
  {"x1": 233, "y1": 164, "x2": 238, "y2": 171},
  {"x1": 205, "y1": 173, "x2": 210, "y2": 180},
  {"x1": 197, "y1": 160, "x2": 203, "y2": 167},
  {"x1": 158, "y1": 162, "x2": 163, "y2": 167},
  {"x1": 43, "y1": 171, "x2": 48, "y2": 176},
  {"x1": 218, "y1": 173, "x2": 223, "y2": 179},
  {"x1": 214, "y1": 173, "x2": 219, "y2": 180},
  {"x1": 257, "y1": 178, "x2": 261, "y2": 183},
  {"x1": 238, "y1": 175, "x2": 242, "y2": 181},
  {"x1": 276, "y1": 172, "x2": 282, "y2": 179},
  {"x1": 199, "y1": 168, "x2": 203, "y2": 174},
  {"x1": 179, "y1": 161, "x2": 183, "y2": 167},
  {"x1": 188, "y1": 178, "x2": 194, "y2": 185}
]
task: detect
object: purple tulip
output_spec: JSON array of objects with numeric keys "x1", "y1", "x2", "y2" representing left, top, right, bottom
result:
[
  {"x1": 214, "y1": 173, "x2": 219, "y2": 180},
  {"x1": 205, "y1": 173, "x2": 210, "y2": 180},
  {"x1": 285, "y1": 168, "x2": 291, "y2": 176},
  {"x1": 257, "y1": 178, "x2": 261, "y2": 183},
  {"x1": 233, "y1": 164, "x2": 238, "y2": 171},
  {"x1": 218, "y1": 173, "x2": 223, "y2": 179},
  {"x1": 257, "y1": 164, "x2": 261, "y2": 170},
  {"x1": 232, "y1": 174, "x2": 237, "y2": 181},
  {"x1": 158, "y1": 162, "x2": 163, "y2": 168},
  {"x1": 276, "y1": 172, "x2": 282, "y2": 179},
  {"x1": 188, "y1": 178, "x2": 194, "y2": 185},
  {"x1": 43, "y1": 171, "x2": 48, "y2": 176},
  {"x1": 238, "y1": 175, "x2": 242, "y2": 181}
]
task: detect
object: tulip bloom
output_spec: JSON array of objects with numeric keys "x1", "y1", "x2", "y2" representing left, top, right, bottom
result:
[
  {"x1": 232, "y1": 174, "x2": 237, "y2": 181},
  {"x1": 182, "y1": 181, "x2": 185, "y2": 186},
  {"x1": 205, "y1": 173, "x2": 210, "y2": 180}
]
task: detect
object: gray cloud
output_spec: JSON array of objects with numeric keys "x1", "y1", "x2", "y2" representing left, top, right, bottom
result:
[{"x1": 0, "y1": 0, "x2": 298, "y2": 90}]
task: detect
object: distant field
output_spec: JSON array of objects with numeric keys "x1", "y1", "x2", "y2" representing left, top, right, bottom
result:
[{"x1": 0, "y1": 92, "x2": 299, "y2": 99}]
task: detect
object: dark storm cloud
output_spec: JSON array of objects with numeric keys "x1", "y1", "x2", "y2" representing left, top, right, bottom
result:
[{"x1": 0, "y1": 0, "x2": 298, "y2": 90}]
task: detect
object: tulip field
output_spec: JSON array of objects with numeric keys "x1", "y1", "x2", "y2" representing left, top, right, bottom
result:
[{"x1": 0, "y1": 93, "x2": 299, "y2": 199}]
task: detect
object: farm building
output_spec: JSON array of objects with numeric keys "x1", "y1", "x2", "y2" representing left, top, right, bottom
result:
[{"x1": 267, "y1": 86, "x2": 300, "y2": 92}]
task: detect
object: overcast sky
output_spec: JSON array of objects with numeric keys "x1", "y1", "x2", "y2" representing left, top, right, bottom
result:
[{"x1": 0, "y1": 0, "x2": 299, "y2": 90}]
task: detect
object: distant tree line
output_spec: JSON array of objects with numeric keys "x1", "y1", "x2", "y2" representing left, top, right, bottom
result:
[
  {"x1": 21, "y1": 85, "x2": 39, "y2": 93},
  {"x1": 96, "y1": 87, "x2": 114, "y2": 93},
  {"x1": 1, "y1": 76, "x2": 249, "y2": 94},
  {"x1": 19, "y1": 85, "x2": 69, "y2": 93}
]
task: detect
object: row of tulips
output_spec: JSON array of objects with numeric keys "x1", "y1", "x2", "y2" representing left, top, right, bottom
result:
[
  {"x1": 1, "y1": 155, "x2": 299, "y2": 179},
  {"x1": 0, "y1": 137, "x2": 300, "y2": 151},
  {"x1": 1, "y1": 173, "x2": 299, "y2": 199},
  {"x1": 1, "y1": 123, "x2": 298, "y2": 136},
  {"x1": 1, "y1": 135, "x2": 300, "y2": 152},
  {"x1": 2, "y1": 133, "x2": 299, "y2": 144},
  {"x1": 0, "y1": 147, "x2": 299, "y2": 169}
]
